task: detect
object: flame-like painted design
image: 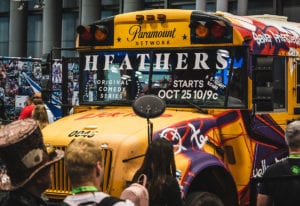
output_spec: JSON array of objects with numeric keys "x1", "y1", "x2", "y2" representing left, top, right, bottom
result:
[{"x1": 153, "y1": 110, "x2": 288, "y2": 205}]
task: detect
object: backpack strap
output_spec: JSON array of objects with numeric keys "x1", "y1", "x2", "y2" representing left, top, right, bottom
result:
[
  {"x1": 137, "y1": 174, "x2": 147, "y2": 187},
  {"x1": 61, "y1": 196, "x2": 124, "y2": 206},
  {"x1": 97, "y1": 196, "x2": 124, "y2": 206},
  {"x1": 62, "y1": 201, "x2": 98, "y2": 206},
  {"x1": 79, "y1": 201, "x2": 98, "y2": 206},
  {"x1": 60, "y1": 202, "x2": 71, "y2": 206}
]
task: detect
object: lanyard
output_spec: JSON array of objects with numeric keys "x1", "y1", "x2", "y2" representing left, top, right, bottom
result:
[
  {"x1": 289, "y1": 154, "x2": 300, "y2": 159},
  {"x1": 288, "y1": 154, "x2": 300, "y2": 174},
  {"x1": 71, "y1": 186, "x2": 98, "y2": 194}
]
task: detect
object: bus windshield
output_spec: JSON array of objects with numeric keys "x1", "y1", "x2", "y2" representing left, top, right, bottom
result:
[{"x1": 81, "y1": 46, "x2": 247, "y2": 108}]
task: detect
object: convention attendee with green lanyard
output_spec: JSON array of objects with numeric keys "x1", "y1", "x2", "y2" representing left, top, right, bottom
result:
[
  {"x1": 257, "y1": 120, "x2": 300, "y2": 206},
  {"x1": 62, "y1": 138, "x2": 134, "y2": 206}
]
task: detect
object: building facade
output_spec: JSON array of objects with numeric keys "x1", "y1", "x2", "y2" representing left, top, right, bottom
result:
[{"x1": 0, "y1": 0, "x2": 299, "y2": 59}]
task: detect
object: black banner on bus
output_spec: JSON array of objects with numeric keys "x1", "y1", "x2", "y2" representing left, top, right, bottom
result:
[{"x1": 80, "y1": 47, "x2": 247, "y2": 108}]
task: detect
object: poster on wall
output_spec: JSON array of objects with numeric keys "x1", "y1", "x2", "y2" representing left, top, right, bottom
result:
[
  {"x1": 0, "y1": 57, "x2": 80, "y2": 123},
  {"x1": 15, "y1": 95, "x2": 29, "y2": 112},
  {"x1": 61, "y1": 57, "x2": 79, "y2": 116},
  {"x1": 0, "y1": 57, "x2": 42, "y2": 122}
]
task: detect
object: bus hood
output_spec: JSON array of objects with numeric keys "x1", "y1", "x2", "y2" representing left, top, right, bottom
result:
[{"x1": 42, "y1": 106, "x2": 214, "y2": 147}]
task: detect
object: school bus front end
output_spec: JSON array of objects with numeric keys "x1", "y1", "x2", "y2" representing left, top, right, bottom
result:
[
  {"x1": 43, "y1": 106, "x2": 241, "y2": 205},
  {"x1": 42, "y1": 8, "x2": 300, "y2": 206},
  {"x1": 43, "y1": 107, "x2": 144, "y2": 196}
]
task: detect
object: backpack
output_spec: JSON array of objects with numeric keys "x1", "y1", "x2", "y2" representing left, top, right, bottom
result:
[
  {"x1": 97, "y1": 196, "x2": 124, "y2": 206},
  {"x1": 120, "y1": 174, "x2": 149, "y2": 206}
]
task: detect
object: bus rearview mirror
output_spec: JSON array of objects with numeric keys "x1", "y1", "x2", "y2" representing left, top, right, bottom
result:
[{"x1": 132, "y1": 95, "x2": 166, "y2": 119}]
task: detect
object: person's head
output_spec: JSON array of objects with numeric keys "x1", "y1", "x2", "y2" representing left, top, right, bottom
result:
[
  {"x1": 32, "y1": 104, "x2": 49, "y2": 129},
  {"x1": 144, "y1": 138, "x2": 176, "y2": 177},
  {"x1": 136, "y1": 138, "x2": 176, "y2": 200},
  {"x1": 64, "y1": 138, "x2": 103, "y2": 190},
  {"x1": 139, "y1": 138, "x2": 176, "y2": 179},
  {"x1": 23, "y1": 165, "x2": 52, "y2": 196},
  {"x1": 189, "y1": 192, "x2": 224, "y2": 206},
  {"x1": 32, "y1": 92, "x2": 43, "y2": 105},
  {"x1": 285, "y1": 120, "x2": 300, "y2": 151},
  {"x1": 0, "y1": 119, "x2": 64, "y2": 194},
  {"x1": 26, "y1": 94, "x2": 34, "y2": 106}
]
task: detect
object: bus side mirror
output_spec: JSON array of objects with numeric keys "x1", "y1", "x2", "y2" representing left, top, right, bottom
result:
[
  {"x1": 132, "y1": 95, "x2": 166, "y2": 145},
  {"x1": 132, "y1": 95, "x2": 166, "y2": 119}
]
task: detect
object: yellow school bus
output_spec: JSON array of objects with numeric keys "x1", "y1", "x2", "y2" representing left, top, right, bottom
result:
[{"x1": 43, "y1": 9, "x2": 300, "y2": 205}]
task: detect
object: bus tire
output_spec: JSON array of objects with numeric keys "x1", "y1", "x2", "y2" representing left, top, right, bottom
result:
[{"x1": 185, "y1": 191, "x2": 224, "y2": 206}]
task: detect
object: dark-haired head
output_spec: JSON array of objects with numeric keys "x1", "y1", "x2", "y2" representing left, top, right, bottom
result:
[
  {"x1": 144, "y1": 138, "x2": 176, "y2": 177},
  {"x1": 133, "y1": 138, "x2": 176, "y2": 200}
]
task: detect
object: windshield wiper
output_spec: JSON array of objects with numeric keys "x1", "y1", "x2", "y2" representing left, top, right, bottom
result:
[{"x1": 184, "y1": 100, "x2": 208, "y2": 114}]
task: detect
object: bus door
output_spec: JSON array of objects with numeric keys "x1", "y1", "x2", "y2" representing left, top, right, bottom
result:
[{"x1": 252, "y1": 56, "x2": 286, "y2": 113}]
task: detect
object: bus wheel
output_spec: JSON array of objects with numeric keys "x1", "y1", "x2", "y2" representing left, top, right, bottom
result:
[{"x1": 185, "y1": 191, "x2": 224, "y2": 206}]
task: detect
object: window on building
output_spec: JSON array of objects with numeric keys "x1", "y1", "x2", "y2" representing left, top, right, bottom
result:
[
  {"x1": 0, "y1": 0, "x2": 9, "y2": 56},
  {"x1": 248, "y1": 0, "x2": 274, "y2": 15},
  {"x1": 27, "y1": 15, "x2": 42, "y2": 58},
  {"x1": 0, "y1": 17, "x2": 9, "y2": 56},
  {"x1": 0, "y1": 0, "x2": 9, "y2": 12},
  {"x1": 62, "y1": 13, "x2": 78, "y2": 56},
  {"x1": 63, "y1": 0, "x2": 79, "y2": 8}
]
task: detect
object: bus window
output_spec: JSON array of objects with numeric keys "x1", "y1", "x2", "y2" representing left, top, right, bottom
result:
[
  {"x1": 149, "y1": 48, "x2": 247, "y2": 108},
  {"x1": 253, "y1": 56, "x2": 286, "y2": 112},
  {"x1": 273, "y1": 57, "x2": 286, "y2": 110},
  {"x1": 81, "y1": 51, "x2": 150, "y2": 102}
]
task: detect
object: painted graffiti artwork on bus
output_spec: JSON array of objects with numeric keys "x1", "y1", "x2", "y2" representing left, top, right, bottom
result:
[
  {"x1": 225, "y1": 13, "x2": 300, "y2": 55},
  {"x1": 81, "y1": 47, "x2": 246, "y2": 107},
  {"x1": 152, "y1": 109, "x2": 288, "y2": 197}
]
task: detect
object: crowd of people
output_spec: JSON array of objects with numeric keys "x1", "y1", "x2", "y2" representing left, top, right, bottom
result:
[
  {"x1": 0, "y1": 118, "x2": 185, "y2": 206},
  {"x1": 0, "y1": 116, "x2": 300, "y2": 205},
  {"x1": 18, "y1": 92, "x2": 54, "y2": 129}
]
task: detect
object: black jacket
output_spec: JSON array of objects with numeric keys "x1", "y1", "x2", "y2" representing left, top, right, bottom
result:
[{"x1": 0, "y1": 189, "x2": 48, "y2": 206}]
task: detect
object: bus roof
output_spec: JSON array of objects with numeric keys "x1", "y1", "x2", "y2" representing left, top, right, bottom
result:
[
  {"x1": 219, "y1": 11, "x2": 300, "y2": 56},
  {"x1": 77, "y1": 9, "x2": 300, "y2": 56}
]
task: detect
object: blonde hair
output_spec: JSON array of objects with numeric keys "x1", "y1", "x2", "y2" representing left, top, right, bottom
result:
[
  {"x1": 32, "y1": 104, "x2": 49, "y2": 129},
  {"x1": 65, "y1": 138, "x2": 102, "y2": 185}
]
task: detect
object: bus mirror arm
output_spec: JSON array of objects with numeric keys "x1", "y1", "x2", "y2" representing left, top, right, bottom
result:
[
  {"x1": 132, "y1": 95, "x2": 166, "y2": 145},
  {"x1": 122, "y1": 154, "x2": 145, "y2": 163},
  {"x1": 147, "y1": 118, "x2": 153, "y2": 145},
  {"x1": 252, "y1": 101, "x2": 257, "y2": 117}
]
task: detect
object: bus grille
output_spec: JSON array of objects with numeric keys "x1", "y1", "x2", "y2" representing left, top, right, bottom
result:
[
  {"x1": 45, "y1": 145, "x2": 113, "y2": 200},
  {"x1": 45, "y1": 146, "x2": 70, "y2": 199}
]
